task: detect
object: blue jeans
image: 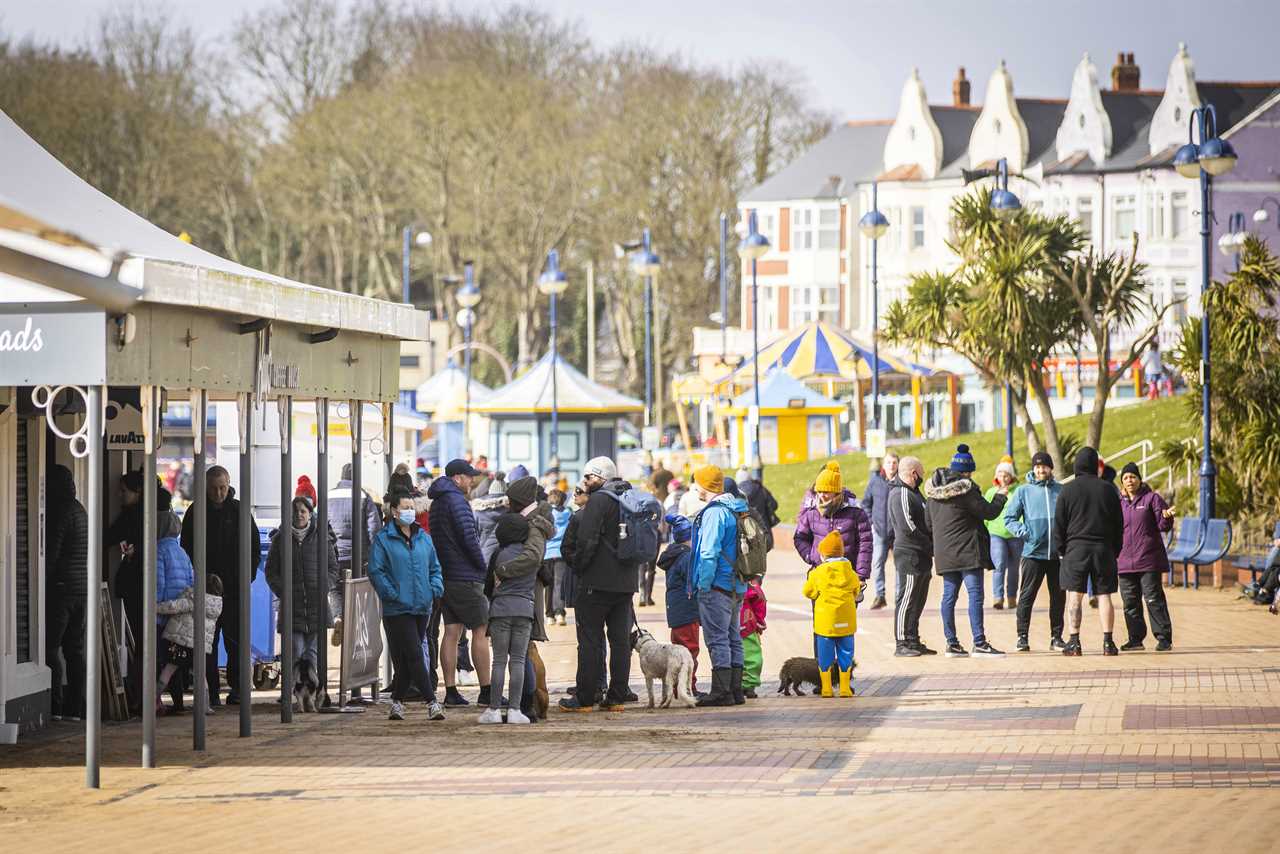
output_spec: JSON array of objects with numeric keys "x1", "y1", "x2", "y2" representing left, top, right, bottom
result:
[
  {"x1": 940, "y1": 569, "x2": 986, "y2": 646},
  {"x1": 870, "y1": 531, "x2": 891, "y2": 599},
  {"x1": 990, "y1": 536, "x2": 1024, "y2": 602},
  {"x1": 698, "y1": 589, "x2": 744, "y2": 669}
]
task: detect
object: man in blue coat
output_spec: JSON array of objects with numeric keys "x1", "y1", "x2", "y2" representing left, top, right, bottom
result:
[
  {"x1": 690, "y1": 465, "x2": 749, "y2": 708},
  {"x1": 1003, "y1": 451, "x2": 1066, "y2": 652},
  {"x1": 860, "y1": 451, "x2": 898, "y2": 610},
  {"x1": 427, "y1": 459, "x2": 492, "y2": 708}
]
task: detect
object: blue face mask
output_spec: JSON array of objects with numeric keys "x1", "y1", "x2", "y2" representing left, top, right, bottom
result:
[{"x1": 397, "y1": 509, "x2": 415, "y2": 526}]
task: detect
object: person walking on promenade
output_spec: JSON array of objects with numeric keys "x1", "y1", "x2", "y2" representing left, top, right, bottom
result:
[
  {"x1": 985, "y1": 456, "x2": 1023, "y2": 610},
  {"x1": 1117, "y1": 463, "x2": 1175, "y2": 652},
  {"x1": 888, "y1": 456, "x2": 935, "y2": 657},
  {"x1": 1003, "y1": 451, "x2": 1066, "y2": 652},
  {"x1": 860, "y1": 451, "x2": 898, "y2": 610},
  {"x1": 802, "y1": 531, "x2": 861, "y2": 698},
  {"x1": 1053, "y1": 447, "x2": 1124, "y2": 656}
]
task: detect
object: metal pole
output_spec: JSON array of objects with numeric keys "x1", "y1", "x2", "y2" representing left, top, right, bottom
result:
[
  {"x1": 643, "y1": 227, "x2": 653, "y2": 429},
  {"x1": 192, "y1": 389, "x2": 207, "y2": 749},
  {"x1": 141, "y1": 385, "x2": 157, "y2": 767},
  {"x1": 1197, "y1": 114, "x2": 1216, "y2": 521},
  {"x1": 464, "y1": 320, "x2": 473, "y2": 432},
  {"x1": 719, "y1": 213, "x2": 728, "y2": 361},
  {"x1": 586, "y1": 261, "x2": 596, "y2": 382},
  {"x1": 350, "y1": 401, "x2": 363, "y2": 578},
  {"x1": 402, "y1": 226, "x2": 411, "y2": 305},
  {"x1": 752, "y1": 258, "x2": 761, "y2": 480},
  {"x1": 237, "y1": 393, "x2": 253, "y2": 737},
  {"x1": 85, "y1": 384, "x2": 103, "y2": 789},
  {"x1": 1004, "y1": 381, "x2": 1015, "y2": 457},
  {"x1": 316, "y1": 397, "x2": 329, "y2": 707},
  {"x1": 550, "y1": 290, "x2": 559, "y2": 460},
  {"x1": 871, "y1": 181, "x2": 881, "y2": 431},
  {"x1": 279, "y1": 394, "x2": 293, "y2": 722}
]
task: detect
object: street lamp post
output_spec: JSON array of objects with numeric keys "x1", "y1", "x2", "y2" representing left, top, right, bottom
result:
[
  {"x1": 455, "y1": 262, "x2": 481, "y2": 438},
  {"x1": 539, "y1": 250, "x2": 570, "y2": 464},
  {"x1": 1254, "y1": 197, "x2": 1280, "y2": 228},
  {"x1": 627, "y1": 230, "x2": 662, "y2": 430},
  {"x1": 738, "y1": 210, "x2": 771, "y2": 480},
  {"x1": 858, "y1": 182, "x2": 890, "y2": 437},
  {"x1": 1173, "y1": 103, "x2": 1238, "y2": 521},
  {"x1": 401, "y1": 227, "x2": 433, "y2": 305},
  {"x1": 719, "y1": 213, "x2": 729, "y2": 361}
]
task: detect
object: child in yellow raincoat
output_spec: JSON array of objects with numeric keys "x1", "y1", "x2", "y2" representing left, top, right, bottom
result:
[{"x1": 802, "y1": 530, "x2": 861, "y2": 697}]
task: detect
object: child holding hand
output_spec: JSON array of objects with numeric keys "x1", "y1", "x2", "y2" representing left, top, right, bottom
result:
[{"x1": 801, "y1": 531, "x2": 861, "y2": 698}]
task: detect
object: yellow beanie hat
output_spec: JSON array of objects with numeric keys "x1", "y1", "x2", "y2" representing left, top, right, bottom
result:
[
  {"x1": 694, "y1": 464, "x2": 724, "y2": 495},
  {"x1": 818, "y1": 530, "x2": 844, "y2": 559},
  {"x1": 814, "y1": 461, "x2": 842, "y2": 493}
]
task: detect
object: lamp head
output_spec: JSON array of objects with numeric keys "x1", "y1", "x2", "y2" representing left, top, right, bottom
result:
[
  {"x1": 538, "y1": 249, "x2": 570, "y2": 296},
  {"x1": 738, "y1": 210, "x2": 771, "y2": 261},
  {"x1": 415, "y1": 231, "x2": 433, "y2": 247},
  {"x1": 1217, "y1": 233, "x2": 1237, "y2": 256},
  {"x1": 1197, "y1": 136, "x2": 1238, "y2": 177},
  {"x1": 630, "y1": 248, "x2": 661, "y2": 278},
  {"x1": 990, "y1": 188, "x2": 1022, "y2": 220},
  {"x1": 456, "y1": 262, "x2": 481, "y2": 308},
  {"x1": 859, "y1": 208, "x2": 890, "y2": 239},
  {"x1": 1173, "y1": 142, "x2": 1202, "y2": 179},
  {"x1": 1254, "y1": 208, "x2": 1270, "y2": 224}
]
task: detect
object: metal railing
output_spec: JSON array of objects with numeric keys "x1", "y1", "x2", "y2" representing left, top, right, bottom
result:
[{"x1": 1060, "y1": 439, "x2": 1154, "y2": 483}]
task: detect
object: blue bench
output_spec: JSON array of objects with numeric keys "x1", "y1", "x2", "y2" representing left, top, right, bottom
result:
[
  {"x1": 1230, "y1": 522, "x2": 1280, "y2": 583},
  {"x1": 1166, "y1": 517, "x2": 1204, "y2": 587},
  {"x1": 1171, "y1": 518, "x2": 1232, "y2": 589}
]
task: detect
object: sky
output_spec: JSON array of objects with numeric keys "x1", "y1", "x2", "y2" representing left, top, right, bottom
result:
[{"x1": 5, "y1": 0, "x2": 1280, "y2": 120}]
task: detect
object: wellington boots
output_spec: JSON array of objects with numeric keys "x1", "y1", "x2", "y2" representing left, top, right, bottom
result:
[
  {"x1": 838, "y1": 668, "x2": 854, "y2": 698},
  {"x1": 819, "y1": 669, "x2": 834, "y2": 698},
  {"x1": 696, "y1": 668, "x2": 735, "y2": 707},
  {"x1": 730, "y1": 666, "x2": 745, "y2": 705}
]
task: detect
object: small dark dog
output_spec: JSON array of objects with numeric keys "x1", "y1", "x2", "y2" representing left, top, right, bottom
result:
[
  {"x1": 527, "y1": 642, "x2": 550, "y2": 720},
  {"x1": 777, "y1": 657, "x2": 822, "y2": 696}
]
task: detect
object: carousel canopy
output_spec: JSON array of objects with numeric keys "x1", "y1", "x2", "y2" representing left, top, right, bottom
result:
[
  {"x1": 727, "y1": 321, "x2": 944, "y2": 385},
  {"x1": 473, "y1": 351, "x2": 642, "y2": 415},
  {"x1": 414, "y1": 361, "x2": 493, "y2": 420},
  {"x1": 727, "y1": 368, "x2": 844, "y2": 414}
]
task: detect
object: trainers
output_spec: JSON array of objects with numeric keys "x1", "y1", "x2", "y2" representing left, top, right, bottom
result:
[
  {"x1": 744, "y1": 688, "x2": 757, "y2": 699},
  {"x1": 444, "y1": 688, "x2": 470, "y2": 707},
  {"x1": 1155, "y1": 639, "x2": 1172, "y2": 652},
  {"x1": 895, "y1": 643, "x2": 923, "y2": 657},
  {"x1": 944, "y1": 642, "x2": 968, "y2": 658},
  {"x1": 623, "y1": 689, "x2": 639, "y2": 704},
  {"x1": 506, "y1": 708, "x2": 531, "y2": 724},
  {"x1": 1016, "y1": 635, "x2": 1030, "y2": 652},
  {"x1": 457, "y1": 669, "x2": 479, "y2": 686},
  {"x1": 557, "y1": 614, "x2": 567, "y2": 626},
  {"x1": 476, "y1": 686, "x2": 492, "y2": 707},
  {"x1": 478, "y1": 707, "x2": 504, "y2": 724},
  {"x1": 992, "y1": 600, "x2": 1004, "y2": 610},
  {"x1": 1062, "y1": 639, "x2": 1083, "y2": 657},
  {"x1": 914, "y1": 642, "x2": 938, "y2": 656},
  {"x1": 426, "y1": 701, "x2": 446, "y2": 721},
  {"x1": 1102, "y1": 638, "x2": 1119, "y2": 656},
  {"x1": 870, "y1": 596, "x2": 887, "y2": 610},
  {"x1": 558, "y1": 697, "x2": 593, "y2": 713},
  {"x1": 1049, "y1": 636, "x2": 1067, "y2": 652},
  {"x1": 1120, "y1": 639, "x2": 1145, "y2": 651},
  {"x1": 972, "y1": 641, "x2": 1005, "y2": 657},
  {"x1": 598, "y1": 698, "x2": 626, "y2": 712},
  {"x1": 388, "y1": 701, "x2": 405, "y2": 721}
]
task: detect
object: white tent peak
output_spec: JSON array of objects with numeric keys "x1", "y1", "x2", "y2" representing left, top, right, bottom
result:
[{"x1": 475, "y1": 351, "x2": 642, "y2": 414}]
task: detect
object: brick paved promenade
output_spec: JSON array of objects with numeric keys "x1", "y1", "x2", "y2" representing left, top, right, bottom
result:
[{"x1": 3, "y1": 540, "x2": 1279, "y2": 851}]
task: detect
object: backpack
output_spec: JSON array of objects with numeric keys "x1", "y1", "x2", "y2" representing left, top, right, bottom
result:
[
  {"x1": 734, "y1": 508, "x2": 769, "y2": 583},
  {"x1": 602, "y1": 487, "x2": 663, "y2": 564}
]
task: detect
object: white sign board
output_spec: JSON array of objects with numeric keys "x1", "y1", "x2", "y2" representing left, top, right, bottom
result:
[
  {"x1": 0, "y1": 308, "x2": 106, "y2": 384},
  {"x1": 865, "y1": 428, "x2": 887, "y2": 459},
  {"x1": 105, "y1": 402, "x2": 145, "y2": 450}
]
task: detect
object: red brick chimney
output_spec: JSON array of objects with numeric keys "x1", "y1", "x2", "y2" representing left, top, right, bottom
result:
[
  {"x1": 953, "y1": 66, "x2": 971, "y2": 107},
  {"x1": 1111, "y1": 52, "x2": 1140, "y2": 91}
]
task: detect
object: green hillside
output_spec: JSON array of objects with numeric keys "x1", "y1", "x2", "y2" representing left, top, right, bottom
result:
[{"x1": 767, "y1": 396, "x2": 1191, "y2": 522}]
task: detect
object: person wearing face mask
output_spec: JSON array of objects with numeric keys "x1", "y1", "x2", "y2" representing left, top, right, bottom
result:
[
  {"x1": 1003, "y1": 451, "x2": 1067, "y2": 652},
  {"x1": 887, "y1": 456, "x2": 936, "y2": 656},
  {"x1": 265, "y1": 496, "x2": 339, "y2": 711}
]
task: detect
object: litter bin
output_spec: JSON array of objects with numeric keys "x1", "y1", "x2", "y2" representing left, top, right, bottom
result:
[{"x1": 216, "y1": 526, "x2": 280, "y2": 689}]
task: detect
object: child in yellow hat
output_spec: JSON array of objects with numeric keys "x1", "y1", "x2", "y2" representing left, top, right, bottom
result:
[{"x1": 802, "y1": 530, "x2": 861, "y2": 697}]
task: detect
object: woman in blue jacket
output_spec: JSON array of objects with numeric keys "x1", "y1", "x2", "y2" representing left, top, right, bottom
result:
[{"x1": 369, "y1": 488, "x2": 445, "y2": 722}]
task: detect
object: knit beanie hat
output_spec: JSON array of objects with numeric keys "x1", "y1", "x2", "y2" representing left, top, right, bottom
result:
[
  {"x1": 994, "y1": 456, "x2": 1016, "y2": 481},
  {"x1": 950, "y1": 444, "x2": 976, "y2": 474},
  {"x1": 665, "y1": 513, "x2": 693, "y2": 543},
  {"x1": 1120, "y1": 462, "x2": 1141, "y2": 480},
  {"x1": 495, "y1": 512, "x2": 530, "y2": 546},
  {"x1": 295, "y1": 475, "x2": 317, "y2": 506},
  {"x1": 506, "y1": 476, "x2": 538, "y2": 511},
  {"x1": 1031, "y1": 450, "x2": 1054, "y2": 469},
  {"x1": 694, "y1": 464, "x2": 724, "y2": 495},
  {"x1": 818, "y1": 530, "x2": 844, "y2": 559},
  {"x1": 814, "y1": 461, "x2": 842, "y2": 493}
]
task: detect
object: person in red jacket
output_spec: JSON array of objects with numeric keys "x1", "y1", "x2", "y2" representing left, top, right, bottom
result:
[{"x1": 1117, "y1": 463, "x2": 1175, "y2": 651}]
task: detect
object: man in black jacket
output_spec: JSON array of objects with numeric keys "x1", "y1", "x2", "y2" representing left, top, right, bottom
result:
[
  {"x1": 1053, "y1": 447, "x2": 1124, "y2": 656},
  {"x1": 887, "y1": 456, "x2": 936, "y2": 657},
  {"x1": 558, "y1": 456, "x2": 636, "y2": 713},
  {"x1": 46, "y1": 464, "x2": 88, "y2": 721},
  {"x1": 181, "y1": 466, "x2": 262, "y2": 705}
]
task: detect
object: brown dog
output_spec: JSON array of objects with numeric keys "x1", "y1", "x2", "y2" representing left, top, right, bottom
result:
[{"x1": 527, "y1": 642, "x2": 550, "y2": 719}]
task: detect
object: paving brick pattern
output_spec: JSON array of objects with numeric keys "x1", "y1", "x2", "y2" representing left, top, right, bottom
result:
[{"x1": 4, "y1": 539, "x2": 1280, "y2": 848}]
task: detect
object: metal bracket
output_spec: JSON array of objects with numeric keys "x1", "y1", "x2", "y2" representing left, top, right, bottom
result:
[
  {"x1": 32, "y1": 384, "x2": 100, "y2": 458},
  {"x1": 308, "y1": 328, "x2": 339, "y2": 344},
  {"x1": 239, "y1": 318, "x2": 271, "y2": 335},
  {"x1": 344, "y1": 350, "x2": 359, "y2": 367}
]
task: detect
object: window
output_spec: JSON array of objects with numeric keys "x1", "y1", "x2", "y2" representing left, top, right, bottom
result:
[
  {"x1": 1171, "y1": 278, "x2": 1188, "y2": 325},
  {"x1": 759, "y1": 213, "x2": 777, "y2": 245},
  {"x1": 399, "y1": 355, "x2": 421, "y2": 368},
  {"x1": 910, "y1": 207, "x2": 926, "y2": 249},
  {"x1": 1076, "y1": 197, "x2": 1094, "y2": 243},
  {"x1": 1148, "y1": 191, "x2": 1166, "y2": 240},
  {"x1": 1171, "y1": 192, "x2": 1190, "y2": 238},
  {"x1": 1113, "y1": 194, "x2": 1136, "y2": 242},
  {"x1": 817, "y1": 208, "x2": 840, "y2": 250},
  {"x1": 792, "y1": 208, "x2": 814, "y2": 250}
]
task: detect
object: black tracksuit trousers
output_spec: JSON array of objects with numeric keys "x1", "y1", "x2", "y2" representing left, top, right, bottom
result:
[{"x1": 1016, "y1": 557, "x2": 1066, "y2": 641}]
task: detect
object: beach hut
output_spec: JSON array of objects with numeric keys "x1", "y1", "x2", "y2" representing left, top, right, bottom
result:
[
  {"x1": 472, "y1": 352, "x2": 642, "y2": 482},
  {"x1": 723, "y1": 369, "x2": 845, "y2": 467}
]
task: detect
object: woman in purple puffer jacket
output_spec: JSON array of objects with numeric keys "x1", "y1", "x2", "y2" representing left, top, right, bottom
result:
[
  {"x1": 794, "y1": 462, "x2": 873, "y2": 580},
  {"x1": 1117, "y1": 462, "x2": 1175, "y2": 652}
]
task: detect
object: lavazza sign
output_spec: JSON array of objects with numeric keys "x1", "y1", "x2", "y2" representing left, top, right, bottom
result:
[{"x1": 0, "y1": 308, "x2": 107, "y2": 385}]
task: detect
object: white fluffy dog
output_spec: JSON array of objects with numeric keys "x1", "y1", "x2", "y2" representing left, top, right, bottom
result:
[{"x1": 630, "y1": 627, "x2": 696, "y2": 709}]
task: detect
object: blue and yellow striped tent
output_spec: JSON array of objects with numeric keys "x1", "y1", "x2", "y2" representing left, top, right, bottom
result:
[{"x1": 723, "y1": 321, "x2": 944, "y2": 387}]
